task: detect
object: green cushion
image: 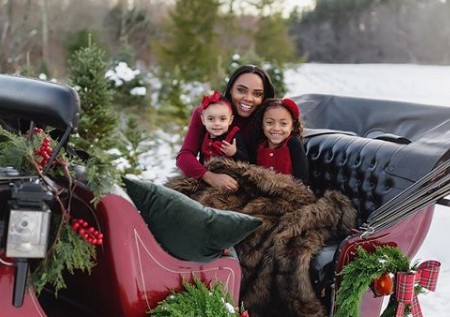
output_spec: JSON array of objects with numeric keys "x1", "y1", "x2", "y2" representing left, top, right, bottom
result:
[{"x1": 123, "y1": 177, "x2": 262, "y2": 262}]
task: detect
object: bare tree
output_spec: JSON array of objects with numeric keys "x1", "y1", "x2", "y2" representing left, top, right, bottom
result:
[{"x1": 40, "y1": 0, "x2": 48, "y2": 69}]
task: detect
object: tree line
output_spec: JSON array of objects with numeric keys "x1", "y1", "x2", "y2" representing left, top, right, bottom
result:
[
  {"x1": 1, "y1": 0, "x2": 448, "y2": 82},
  {"x1": 291, "y1": 0, "x2": 450, "y2": 64}
]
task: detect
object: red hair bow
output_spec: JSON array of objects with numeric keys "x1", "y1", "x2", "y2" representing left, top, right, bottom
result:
[
  {"x1": 201, "y1": 91, "x2": 222, "y2": 109},
  {"x1": 282, "y1": 98, "x2": 300, "y2": 120}
]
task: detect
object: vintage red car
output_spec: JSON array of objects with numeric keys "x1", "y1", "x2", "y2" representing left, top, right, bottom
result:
[{"x1": 0, "y1": 75, "x2": 448, "y2": 316}]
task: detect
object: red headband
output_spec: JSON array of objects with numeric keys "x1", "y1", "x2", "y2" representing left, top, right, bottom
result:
[
  {"x1": 201, "y1": 91, "x2": 232, "y2": 111},
  {"x1": 281, "y1": 98, "x2": 300, "y2": 120}
]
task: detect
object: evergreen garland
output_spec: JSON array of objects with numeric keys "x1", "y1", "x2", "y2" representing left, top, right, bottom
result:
[
  {"x1": 30, "y1": 223, "x2": 96, "y2": 295},
  {"x1": 334, "y1": 245, "x2": 411, "y2": 317},
  {"x1": 149, "y1": 278, "x2": 246, "y2": 317},
  {"x1": 0, "y1": 127, "x2": 100, "y2": 296}
]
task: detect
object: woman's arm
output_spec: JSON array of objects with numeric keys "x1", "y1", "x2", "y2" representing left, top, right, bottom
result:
[
  {"x1": 289, "y1": 137, "x2": 310, "y2": 185},
  {"x1": 176, "y1": 107, "x2": 208, "y2": 179}
]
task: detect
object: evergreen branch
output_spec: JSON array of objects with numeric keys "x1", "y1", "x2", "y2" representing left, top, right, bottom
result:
[{"x1": 334, "y1": 246, "x2": 410, "y2": 317}]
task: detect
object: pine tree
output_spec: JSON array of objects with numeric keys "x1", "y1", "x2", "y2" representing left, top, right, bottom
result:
[
  {"x1": 119, "y1": 116, "x2": 149, "y2": 175},
  {"x1": 155, "y1": 0, "x2": 223, "y2": 82},
  {"x1": 68, "y1": 40, "x2": 119, "y2": 151},
  {"x1": 255, "y1": 12, "x2": 296, "y2": 65},
  {"x1": 68, "y1": 39, "x2": 122, "y2": 199}
]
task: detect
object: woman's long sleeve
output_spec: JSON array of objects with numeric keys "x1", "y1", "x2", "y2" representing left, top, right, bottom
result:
[{"x1": 175, "y1": 107, "x2": 208, "y2": 179}]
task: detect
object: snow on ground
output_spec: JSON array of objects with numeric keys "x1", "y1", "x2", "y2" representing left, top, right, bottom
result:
[{"x1": 147, "y1": 63, "x2": 450, "y2": 316}]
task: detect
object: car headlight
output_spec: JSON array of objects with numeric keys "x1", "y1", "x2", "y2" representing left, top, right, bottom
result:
[
  {"x1": 5, "y1": 180, "x2": 53, "y2": 258},
  {"x1": 6, "y1": 207, "x2": 51, "y2": 258}
]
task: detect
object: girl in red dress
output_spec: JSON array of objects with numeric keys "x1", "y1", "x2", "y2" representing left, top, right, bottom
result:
[
  {"x1": 252, "y1": 98, "x2": 309, "y2": 184},
  {"x1": 199, "y1": 91, "x2": 248, "y2": 163}
]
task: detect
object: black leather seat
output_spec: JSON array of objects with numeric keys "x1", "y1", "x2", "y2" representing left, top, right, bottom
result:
[{"x1": 305, "y1": 128, "x2": 449, "y2": 310}]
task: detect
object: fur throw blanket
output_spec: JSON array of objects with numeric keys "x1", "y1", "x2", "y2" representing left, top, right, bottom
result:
[{"x1": 165, "y1": 157, "x2": 357, "y2": 317}]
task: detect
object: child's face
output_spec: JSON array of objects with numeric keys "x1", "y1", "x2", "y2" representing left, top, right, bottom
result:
[
  {"x1": 201, "y1": 103, "x2": 234, "y2": 137},
  {"x1": 262, "y1": 105, "x2": 294, "y2": 149}
]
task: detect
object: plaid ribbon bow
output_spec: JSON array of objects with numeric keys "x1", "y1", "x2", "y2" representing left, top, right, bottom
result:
[{"x1": 395, "y1": 260, "x2": 441, "y2": 317}]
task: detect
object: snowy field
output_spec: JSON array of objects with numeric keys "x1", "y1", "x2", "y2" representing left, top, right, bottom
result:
[{"x1": 149, "y1": 63, "x2": 450, "y2": 316}]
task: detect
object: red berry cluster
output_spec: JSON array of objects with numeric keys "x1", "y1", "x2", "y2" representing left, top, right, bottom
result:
[
  {"x1": 34, "y1": 136, "x2": 53, "y2": 169},
  {"x1": 71, "y1": 218, "x2": 104, "y2": 245},
  {"x1": 240, "y1": 311, "x2": 249, "y2": 317},
  {"x1": 28, "y1": 127, "x2": 55, "y2": 170}
]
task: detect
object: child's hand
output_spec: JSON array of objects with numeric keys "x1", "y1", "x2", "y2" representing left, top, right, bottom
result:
[{"x1": 221, "y1": 138, "x2": 237, "y2": 156}]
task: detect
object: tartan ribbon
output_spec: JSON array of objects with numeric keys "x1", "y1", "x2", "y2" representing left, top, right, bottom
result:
[{"x1": 395, "y1": 260, "x2": 441, "y2": 317}]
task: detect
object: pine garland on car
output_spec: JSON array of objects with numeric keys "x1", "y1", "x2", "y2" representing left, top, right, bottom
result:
[
  {"x1": 334, "y1": 245, "x2": 411, "y2": 317},
  {"x1": 0, "y1": 126, "x2": 115, "y2": 295},
  {"x1": 148, "y1": 277, "x2": 249, "y2": 317}
]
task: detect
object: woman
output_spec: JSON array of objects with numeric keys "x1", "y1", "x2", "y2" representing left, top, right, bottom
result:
[{"x1": 176, "y1": 65, "x2": 275, "y2": 190}]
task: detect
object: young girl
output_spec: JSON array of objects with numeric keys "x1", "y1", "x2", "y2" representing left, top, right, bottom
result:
[
  {"x1": 252, "y1": 98, "x2": 309, "y2": 184},
  {"x1": 199, "y1": 91, "x2": 248, "y2": 163},
  {"x1": 176, "y1": 65, "x2": 275, "y2": 190}
]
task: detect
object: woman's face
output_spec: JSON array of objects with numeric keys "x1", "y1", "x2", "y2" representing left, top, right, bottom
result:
[{"x1": 230, "y1": 73, "x2": 264, "y2": 118}]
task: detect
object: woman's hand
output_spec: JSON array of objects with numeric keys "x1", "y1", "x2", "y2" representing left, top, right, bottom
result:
[{"x1": 202, "y1": 171, "x2": 238, "y2": 191}]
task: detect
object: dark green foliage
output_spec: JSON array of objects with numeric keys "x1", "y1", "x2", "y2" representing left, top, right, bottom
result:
[
  {"x1": 149, "y1": 277, "x2": 239, "y2": 316},
  {"x1": 334, "y1": 246, "x2": 410, "y2": 317},
  {"x1": 118, "y1": 116, "x2": 149, "y2": 175},
  {"x1": 65, "y1": 29, "x2": 107, "y2": 61},
  {"x1": 156, "y1": 0, "x2": 223, "y2": 82},
  {"x1": 31, "y1": 224, "x2": 96, "y2": 296},
  {"x1": 255, "y1": 13, "x2": 297, "y2": 65},
  {"x1": 68, "y1": 40, "x2": 123, "y2": 199},
  {"x1": 84, "y1": 146, "x2": 123, "y2": 203},
  {"x1": 68, "y1": 41, "x2": 119, "y2": 151},
  {"x1": 0, "y1": 127, "x2": 31, "y2": 171},
  {"x1": 155, "y1": 68, "x2": 196, "y2": 134}
]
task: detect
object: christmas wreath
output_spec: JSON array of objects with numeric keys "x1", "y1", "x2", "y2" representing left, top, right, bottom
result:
[
  {"x1": 148, "y1": 277, "x2": 249, "y2": 317},
  {"x1": 334, "y1": 245, "x2": 440, "y2": 317}
]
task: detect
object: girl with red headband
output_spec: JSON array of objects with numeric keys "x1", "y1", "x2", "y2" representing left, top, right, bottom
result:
[
  {"x1": 251, "y1": 98, "x2": 309, "y2": 184},
  {"x1": 176, "y1": 65, "x2": 275, "y2": 190},
  {"x1": 199, "y1": 91, "x2": 248, "y2": 163}
]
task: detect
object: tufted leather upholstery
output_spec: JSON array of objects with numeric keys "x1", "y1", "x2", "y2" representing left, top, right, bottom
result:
[
  {"x1": 297, "y1": 94, "x2": 450, "y2": 224},
  {"x1": 305, "y1": 130, "x2": 415, "y2": 224}
]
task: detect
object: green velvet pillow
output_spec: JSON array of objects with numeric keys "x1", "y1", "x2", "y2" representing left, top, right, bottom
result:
[{"x1": 123, "y1": 177, "x2": 262, "y2": 262}]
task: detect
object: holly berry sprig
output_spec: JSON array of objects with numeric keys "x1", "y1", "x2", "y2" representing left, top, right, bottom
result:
[
  {"x1": 34, "y1": 135, "x2": 53, "y2": 169},
  {"x1": 28, "y1": 127, "x2": 60, "y2": 171},
  {"x1": 71, "y1": 218, "x2": 104, "y2": 245}
]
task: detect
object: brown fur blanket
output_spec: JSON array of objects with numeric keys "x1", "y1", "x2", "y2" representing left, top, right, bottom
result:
[{"x1": 165, "y1": 157, "x2": 357, "y2": 317}]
